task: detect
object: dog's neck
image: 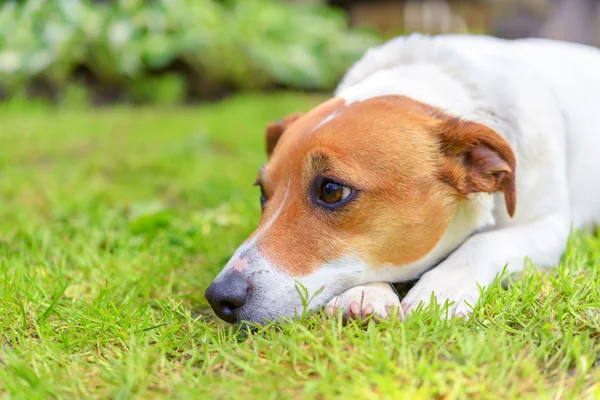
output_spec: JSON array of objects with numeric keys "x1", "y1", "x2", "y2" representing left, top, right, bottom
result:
[
  {"x1": 337, "y1": 67, "x2": 494, "y2": 130},
  {"x1": 335, "y1": 34, "x2": 502, "y2": 132}
]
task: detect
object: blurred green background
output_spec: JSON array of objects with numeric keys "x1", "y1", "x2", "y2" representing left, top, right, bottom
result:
[
  {"x1": 0, "y1": 0, "x2": 380, "y2": 104},
  {"x1": 1, "y1": 0, "x2": 598, "y2": 105}
]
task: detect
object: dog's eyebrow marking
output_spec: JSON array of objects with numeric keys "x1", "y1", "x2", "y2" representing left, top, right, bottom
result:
[
  {"x1": 311, "y1": 153, "x2": 330, "y2": 172},
  {"x1": 303, "y1": 152, "x2": 331, "y2": 181}
]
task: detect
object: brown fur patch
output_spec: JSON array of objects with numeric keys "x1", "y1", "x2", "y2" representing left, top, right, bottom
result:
[
  {"x1": 252, "y1": 95, "x2": 516, "y2": 276},
  {"x1": 436, "y1": 118, "x2": 517, "y2": 216}
]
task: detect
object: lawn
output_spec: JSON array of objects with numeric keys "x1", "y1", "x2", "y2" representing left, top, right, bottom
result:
[{"x1": 0, "y1": 93, "x2": 599, "y2": 399}]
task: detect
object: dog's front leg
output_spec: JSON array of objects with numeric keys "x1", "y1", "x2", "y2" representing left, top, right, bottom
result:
[{"x1": 401, "y1": 212, "x2": 570, "y2": 318}]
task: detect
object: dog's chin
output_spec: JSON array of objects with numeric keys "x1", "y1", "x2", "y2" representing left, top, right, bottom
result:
[{"x1": 230, "y1": 298, "x2": 329, "y2": 328}]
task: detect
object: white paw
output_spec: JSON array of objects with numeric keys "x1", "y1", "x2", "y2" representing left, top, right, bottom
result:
[
  {"x1": 401, "y1": 270, "x2": 482, "y2": 319},
  {"x1": 326, "y1": 283, "x2": 402, "y2": 323}
]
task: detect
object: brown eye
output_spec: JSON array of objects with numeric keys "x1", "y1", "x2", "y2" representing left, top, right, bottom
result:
[{"x1": 319, "y1": 181, "x2": 351, "y2": 204}]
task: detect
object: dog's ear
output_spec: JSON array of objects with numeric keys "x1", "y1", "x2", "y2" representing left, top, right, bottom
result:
[
  {"x1": 437, "y1": 118, "x2": 517, "y2": 217},
  {"x1": 265, "y1": 112, "x2": 303, "y2": 158}
]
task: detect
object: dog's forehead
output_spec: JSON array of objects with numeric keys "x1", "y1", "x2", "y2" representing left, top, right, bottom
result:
[
  {"x1": 271, "y1": 97, "x2": 347, "y2": 152},
  {"x1": 265, "y1": 95, "x2": 441, "y2": 181}
]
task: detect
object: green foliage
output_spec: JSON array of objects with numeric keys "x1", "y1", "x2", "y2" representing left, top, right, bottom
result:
[
  {"x1": 129, "y1": 74, "x2": 187, "y2": 104},
  {"x1": 0, "y1": 93, "x2": 599, "y2": 398},
  {"x1": 0, "y1": 0, "x2": 380, "y2": 101}
]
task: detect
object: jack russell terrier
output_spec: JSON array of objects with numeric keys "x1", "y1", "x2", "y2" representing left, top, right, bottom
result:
[{"x1": 205, "y1": 34, "x2": 600, "y2": 325}]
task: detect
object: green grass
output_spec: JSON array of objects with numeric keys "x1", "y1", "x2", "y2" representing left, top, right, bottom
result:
[{"x1": 0, "y1": 93, "x2": 599, "y2": 399}]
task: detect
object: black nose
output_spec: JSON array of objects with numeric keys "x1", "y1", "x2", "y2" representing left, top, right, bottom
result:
[{"x1": 205, "y1": 270, "x2": 250, "y2": 324}]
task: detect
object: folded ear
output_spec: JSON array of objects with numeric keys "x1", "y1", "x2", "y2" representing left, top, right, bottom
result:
[
  {"x1": 265, "y1": 112, "x2": 304, "y2": 158},
  {"x1": 437, "y1": 118, "x2": 517, "y2": 217}
]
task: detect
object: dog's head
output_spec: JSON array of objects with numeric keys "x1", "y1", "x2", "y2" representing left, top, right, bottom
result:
[{"x1": 205, "y1": 95, "x2": 516, "y2": 324}]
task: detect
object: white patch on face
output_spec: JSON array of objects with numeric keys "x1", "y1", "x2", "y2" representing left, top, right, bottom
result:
[
  {"x1": 311, "y1": 111, "x2": 339, "y2": 132},
  {"x1": 246, "y1": 175, "x2": 291, "y2": 248}
]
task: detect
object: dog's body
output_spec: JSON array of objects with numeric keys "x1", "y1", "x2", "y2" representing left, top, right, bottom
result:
[{"x1": 206, "y1": 34, "x2": 600, "y2": 324}]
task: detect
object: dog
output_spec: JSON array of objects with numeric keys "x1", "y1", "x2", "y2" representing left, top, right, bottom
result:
[{"x1": 205, "y1": 33, "x2": 600, "y2": 325}]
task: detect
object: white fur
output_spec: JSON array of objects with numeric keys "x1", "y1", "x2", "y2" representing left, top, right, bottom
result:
[
  {"x1": 311, "y1": 111, "x2": 339, "y2": 132},
  {"x1": 248, "y1": 176, "x2": 291, "y2": 247}
]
